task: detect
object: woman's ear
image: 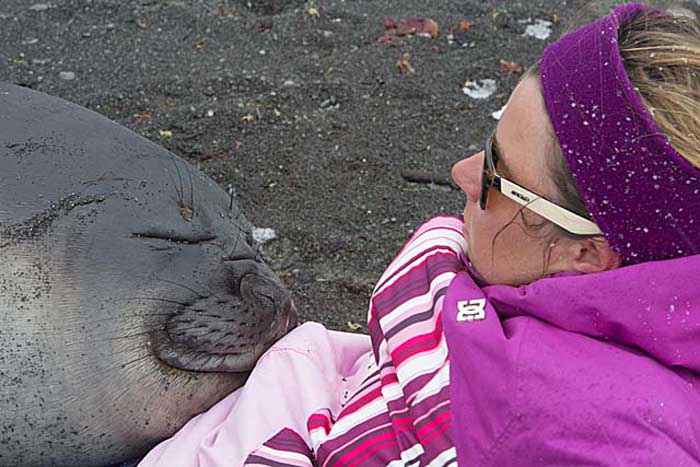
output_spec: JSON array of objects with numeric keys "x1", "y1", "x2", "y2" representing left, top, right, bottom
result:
[{"x1": 569, "y1": 236, "x2": 623, "y2": 274}]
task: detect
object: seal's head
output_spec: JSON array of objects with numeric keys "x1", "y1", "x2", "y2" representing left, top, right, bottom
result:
[{"x1": 0, "y1": 82, "x2": 296, "y2": 466}]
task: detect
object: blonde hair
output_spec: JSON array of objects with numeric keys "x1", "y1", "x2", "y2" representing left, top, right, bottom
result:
[{"x1": 618, "y1": 9, "x2": 700, "y2": 168}]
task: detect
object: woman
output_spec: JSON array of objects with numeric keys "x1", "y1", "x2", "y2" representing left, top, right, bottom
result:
[{"x1": 140, "y1": 3, "x2": 700, "y2": 466}]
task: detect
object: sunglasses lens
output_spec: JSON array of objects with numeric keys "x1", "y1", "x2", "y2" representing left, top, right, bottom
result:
[
  {"x1": 480, "y1": 137, "x2": 495, "y2": 210},
  {"x1": 480, "y1": 168, "x2": 489, "y2": 209}
]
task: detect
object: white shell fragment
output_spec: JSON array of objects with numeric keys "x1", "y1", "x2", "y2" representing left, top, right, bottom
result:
[
  {"x1": 491, "y1": 104, "x2": 507, "y2": 120},
  {"x1": 523, "y1": 19, "x2": 553, "y2": 40},
  {"x1": 252, "y1": 227, "x2": 277, "y2": 245},
  {"x1": 462, "y1": 79, "x2": 497, "y2": 99}
]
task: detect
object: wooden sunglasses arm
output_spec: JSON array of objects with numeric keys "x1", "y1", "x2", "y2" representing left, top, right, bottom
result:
[{"x1": 498, "y1": 177, "x2": 602, "y2": 236}]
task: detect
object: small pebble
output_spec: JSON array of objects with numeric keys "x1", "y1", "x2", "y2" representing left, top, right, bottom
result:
[
  {"x1": 462, "y1": 79, "x2": 497, "y2": 99},
  {"x1": 59, "y1": 71, "x2": 75, "y2": 80},
  {"x1": 252, "y1": 227, "x2": 277, "y2": 244},
  {"x1": 523, "y1": 19, "x2": 553, "y2": 40},
  {"x1": 29, "y1": 3, "x2": 54, "y2": 11},
  {"x1": 320, "y1": 96, "x2": 337, "y2": 108}
]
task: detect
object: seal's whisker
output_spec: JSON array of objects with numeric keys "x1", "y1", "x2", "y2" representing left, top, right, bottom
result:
[
  {"x1": 156, "y1": 277, "x2": 220, "y2": 301},
  {"x1": 98, "y1": 343, "x2": 150, "y2": 357},
  {"x1": 189, "y1": 278, "x2": 231, "y2": 302},
  {"x1": 166, "y1": 155, "x2": 194, "y2": 222},
  {"x1": 115, "y1": 354, "x2": 152, "y2": 372},
  {"x1": 172, "y1": 154, "x2": 185, "y2": 207},
  {"x1": 186, "y1": 161, "x2": 195, "y2": 216},
  {"x1": 224, "y1": 185, "x2": 247, "y2": 258},
  {"x1": 231, "y1": 232, "x2": 243, "y2": 260},
  {"x1": 229, "y1": 222, "x2": 246, "y2": 260},
  {"x1": 166, "y1": 159, "x2": 184, "y2": 208},
  {"x1": 198, "y1": 313, "x2": 226, "y2": 319},
  {"x1": 111, "y1": 345, "x2": 157, "y2": 359},
  {"x1": 227, "y1": 185, "x2": 235, "y2": 212},
  {"x1": 120, "y1": 296, "x2": 190, "y2": 307},
  {"x1": 85, "y1": 330, "x2": 155, "y2": 343},
  {"x1": 65, "y1": 321, "x2": 161, "y2": 343},
  {"x1": 183, "y1": 276, "x2": 228, "y2": 301},
  {"x1": 168, "y1": 324, "x2": 213, "y2": 334},
  {"x1": 254, "y1": 241, "x2": 264, "y2": 262},
  {"x1": 78, "y1": 312, "x2": 171, "y2": 325},
  {"x1": 219, "y1": 186, "x2": 257, "y2": 260},
  {"x1": 196, "y1": 283, "x2": 230, "y2": 304},
  {"x1": 151, "y1": 277, "x2": 210, "y2": 299},
  {"x1": 232, "y1": 223, "x2": 248, "y2": 235}
]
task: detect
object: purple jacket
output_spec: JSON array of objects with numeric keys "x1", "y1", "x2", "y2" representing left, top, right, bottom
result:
[{"x1": 444, "y1": 254, "x2": 700, "y2": 465}]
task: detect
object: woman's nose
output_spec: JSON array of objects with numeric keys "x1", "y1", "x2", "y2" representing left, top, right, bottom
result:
[{"x1": 451, "y1": 151, "x2": 483, "y2": 203}]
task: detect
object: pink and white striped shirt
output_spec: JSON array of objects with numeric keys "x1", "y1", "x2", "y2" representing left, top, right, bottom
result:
[{"x1": 244, "y1": 215, "x2": 466, "y2": 467}]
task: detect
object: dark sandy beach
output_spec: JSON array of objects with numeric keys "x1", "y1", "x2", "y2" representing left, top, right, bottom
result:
[{"x1": 2, "y1": 0, "x2": 697, "y2": 331}]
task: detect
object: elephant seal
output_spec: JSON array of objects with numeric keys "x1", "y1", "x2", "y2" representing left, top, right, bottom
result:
[{"x1": 0, "y1": 82, "x2": 296, "y2": 466}]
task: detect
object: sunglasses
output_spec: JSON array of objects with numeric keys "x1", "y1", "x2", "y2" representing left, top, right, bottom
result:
[{"x1": 481, "y1": 129, "x2": 602, "y2": 236}]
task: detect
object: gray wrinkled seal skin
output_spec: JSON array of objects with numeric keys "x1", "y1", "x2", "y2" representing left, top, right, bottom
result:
[{"x1": 0, "y1": 82, "x2": 296, "y2": 466}]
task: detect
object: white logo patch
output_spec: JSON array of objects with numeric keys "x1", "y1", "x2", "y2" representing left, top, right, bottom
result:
[{"x1": 456, "y1": 299, "x2": 486, "y2": 322}]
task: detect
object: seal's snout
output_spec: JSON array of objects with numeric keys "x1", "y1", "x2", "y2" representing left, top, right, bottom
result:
[{"x1": 153, "y1": 261, "x2": 297, "y2": 373}]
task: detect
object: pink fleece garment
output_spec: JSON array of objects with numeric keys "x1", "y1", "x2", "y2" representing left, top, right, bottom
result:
[{"x1": 139, "y1": 322, "x2": 372, "y2": 467}]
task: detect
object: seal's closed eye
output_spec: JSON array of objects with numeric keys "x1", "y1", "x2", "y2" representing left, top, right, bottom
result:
[
  {"x1": 222, "y1": 252, "x2": 260, "y2": 262},
  {"x1": 131, "y1": 230, "x2": 217, "y2": 244}
]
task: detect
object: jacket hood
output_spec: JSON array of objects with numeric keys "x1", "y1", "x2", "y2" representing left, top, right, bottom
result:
[{"x1": 483, "y1": 253, "x2": 700, "y2": 374}]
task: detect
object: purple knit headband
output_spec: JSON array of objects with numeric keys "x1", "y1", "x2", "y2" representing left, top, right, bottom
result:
[{"x1": 540, "y1": 3, "x2": 700, "y2": 265}]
